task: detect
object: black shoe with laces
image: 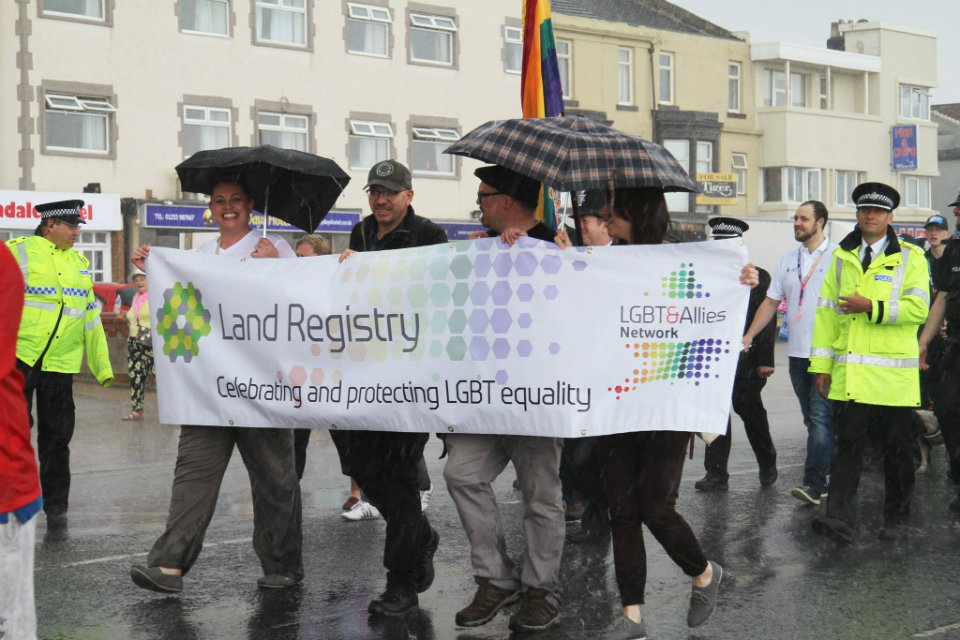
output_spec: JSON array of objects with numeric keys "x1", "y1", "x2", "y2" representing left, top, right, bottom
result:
[
  {"x1": 694, "y1": 473, "x2": 728, "y2": 493},
  {"x1": 414, "y1": 526, "x2": 440, "y2": 593},
  {"x1": 368, "y1": 586, "x2": 418, "y2": 617}
]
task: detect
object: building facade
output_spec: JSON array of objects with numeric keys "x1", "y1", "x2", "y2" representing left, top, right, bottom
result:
[{"x1": 933, "y1": 104, "x2": 960, "y2": 213}]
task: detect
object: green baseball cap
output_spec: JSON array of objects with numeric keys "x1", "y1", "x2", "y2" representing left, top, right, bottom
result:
[{"x1": 366, "y1": 159, "x2": 412, "y2": 192}]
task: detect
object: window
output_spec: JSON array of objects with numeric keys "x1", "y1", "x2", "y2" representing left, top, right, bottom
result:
[
  {"x1": 617, "y1": 47, "x2": 633, "y2": 105},
  {"x1": 663, "y1": 139, "x2": 689, "y2": 212},
  {"x1": 817, "y1": 73, "x2": 828, "y2": 109},
  {"x1": 349, "y1": 120, "x2": 393, "y2": 170},
  {"x1": 659, "y1": 52, "x2": 674, "y2": 105},
  {"x1": 347, "y1": 3, "x2": 391, "y2": 57},
  {"x1": 731, "y1": 153, "x2": 747, "y2": 196},
  {"x1": 180, "y1": 0, "x2": 229, "y2": 35},
  {"x1": 728, "y1": 62, "x2": 741, "y2": 112},
  {"x1": 411, "y1": 126, "x2": 459, "y2": 175},
  {"x1": 835, "y1": 170, "x2": 861, "y2": 206},
  {"x1": 258, "y1": 112, "x2": 308, "y2": 151},
  {"x1": 44, "y1": 93, "x2": 114, "y2": 154},
  {"x1": 255, "y1": 0, "x2": 306, "y2": 47},
  {"x1": 556, "y1": 39, "x2": 572, "y2": 98},
  {"x1": 504, "y1": 26, "x2": 522, "y2": 74},
  {"x1": 899, "y1": 84, "x2": 931, "y2": 121},
  {"x1": 763, "y1": 69, "x2": 785, "y2": 107},
  {"x1": 790, "y1": 72, "x2": 807, "y2": 107},
  {"x1": 78, "y1": 231, "x2": 109, "y2": 282},
  {"x1": 902, "y1": 176, "x2": 931, "y2": 209},
  {"x1": 41, "y1": 0, "x2": 104, "y2": 20},
  {"x1": 763, "y1": 167, "x2": 820, "y2": 203},
  {"x1": 183, "y1": 105, "x2": 231, "y2": 157},
  {"x1": 409, "y1": 12, "x2": 456, "y2": 65}
]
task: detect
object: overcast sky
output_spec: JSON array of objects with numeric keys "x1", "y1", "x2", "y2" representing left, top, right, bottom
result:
[{"x1": 671, "y1": 0, "x2": 960, "y2": 104}]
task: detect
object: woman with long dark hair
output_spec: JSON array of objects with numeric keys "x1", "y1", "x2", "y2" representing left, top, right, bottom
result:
[{"x1": 557, "y1": 187, "x2": 756, "y2": 639}]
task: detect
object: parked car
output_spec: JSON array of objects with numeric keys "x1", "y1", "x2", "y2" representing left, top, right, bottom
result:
[{"x1": 92, "y1": 282, "x2": 135, "y2": 314}]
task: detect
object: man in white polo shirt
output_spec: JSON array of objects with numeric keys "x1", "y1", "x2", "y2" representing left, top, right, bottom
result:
[{"x1": 743, "y1": 201, "x2": 836, "y2": 505}]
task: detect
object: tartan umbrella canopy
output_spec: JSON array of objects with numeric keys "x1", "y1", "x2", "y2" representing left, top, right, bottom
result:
[
  {"x1": 444, "y1": 116, "x2": 698, "y2": 194},
  {"x1": 176, "y1": 145, "x2": 351, "y2": 234}
]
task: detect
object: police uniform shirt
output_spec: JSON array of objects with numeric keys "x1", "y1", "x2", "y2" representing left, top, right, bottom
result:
[{"x1": 860, "y1": 237, "x2": 888, "y2": 268}]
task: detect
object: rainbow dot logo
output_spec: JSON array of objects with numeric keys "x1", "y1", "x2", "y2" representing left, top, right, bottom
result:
[
  {"x1": 660, "y1": 262, "x2": 707, "y2": 299},
  {"x1": 608, "y1": 338, "x2": 731, "y2": 398},
  {"x1": 156, "y1": 282, "x2": 212, "y2": 363}
]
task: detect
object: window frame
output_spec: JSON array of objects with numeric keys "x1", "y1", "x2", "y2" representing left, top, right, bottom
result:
[
  {"x1": 556, "y1": 38, "x2": 572, "y2": 99},
  {"x1": 504, "y1": 24, "x2": 522, "y2": 75},
  {"x1": 763, "y1": 167, "x2": 821, "y2": 203},
  {"x1": 407, "y1": 10, "x2": 457, "y2": 67},
  {"x1": 835, "y1": 170, "x2": 861, "y2": 206},
  {"x1": 617, "y1": 47, "x2": 634, "y2": 106},
  {"x1": 78, "y1": 231, "x2": 110, "y2": 283},
  {"x1": 659, "y1": 51, "x2": 675, "y2": 105},
  {"x1": 348, "y1": 118, "x2": 394, "y2": 170},
  {"x1": 663, "y1": 138, "x2": 690, "y2": 213},
  {"x1": 346, "y1": 1, "x2": 391, "y2": 57},
  {"x1": 790, "y1": 72, "x2": 807, "y2": 108},
  {"x1": 181, "y1": 103, "x2": 233, "y2": 158},
  {"x1": 39, "y1": 0, "x2": 109, "y2": 24},
  {"x1": 902, "y1": 175, "x2": 931, "y2": 209},
  {"x1": 179, "y1": 0, "x2": 231, "y2": 37},
  {"x1": 253, "y1": 0, "x2": 309, "y2": 49},
  {"x1": 899, "y1": 84, "x2": 931, "y2": 121},
  {"x1": 728, "y1": 61, "x2": 741, "y2": 113},
  {"x1": 731, "y1": 153, "x2": 747, "y2": 196},
  {"x1": 42, "y1": 88, "x2": 116, "y2": 157},
  {"x1": 410, "y1": 124, "x2": 460, "y2": 177},
  {"x1": 763, "y1": 69, "x2": 786, "y2": 107},
  {"x1": 257, "y1": 111, "x2": 310, "y2": 151}
]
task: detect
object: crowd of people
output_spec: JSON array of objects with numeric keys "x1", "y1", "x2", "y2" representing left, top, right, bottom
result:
[{"x1": 3, "y1": 159, "x2": 960, "y2": 639}]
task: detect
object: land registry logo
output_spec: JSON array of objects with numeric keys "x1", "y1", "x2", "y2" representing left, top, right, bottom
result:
[{"x1": 156, "y1": 282, "x2": 212, "y2": 362}]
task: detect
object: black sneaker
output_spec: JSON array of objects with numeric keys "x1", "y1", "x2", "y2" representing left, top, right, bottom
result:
[
  {"x1": 759, "y1": 465, "x2": 778, "y2": 487},
  {"x1": 687, "y1": 561, "x2": 722, "y2": 627},
  {"x1": 694, "y1": 473, "x2": 728, "y2": 492},
  {"x1": 455, "y1": 577, "x2": 521, "y2": 627},
  {"x1": 368, "y1": 586, "x2": 418, "y2": 617},
  {"x1": 791, "y1": 485, "x2": 822, "y2": 505},
  {"x1": 509, "y1": 588, "x2": 560, "y2": 632},
  {"x1": 130, "y1": 565, "x2": 183, "y2": 593},
  {"x1": 414, "y1": 526, "x2": 440, "y2": 593}
]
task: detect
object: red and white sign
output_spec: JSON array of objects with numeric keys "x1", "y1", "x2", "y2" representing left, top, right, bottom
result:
[{"x1": 0, "y1": 190, "x2": 122, "y2": 231}]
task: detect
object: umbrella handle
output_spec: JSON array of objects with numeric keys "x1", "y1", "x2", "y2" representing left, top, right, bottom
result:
[{"x1": 262, "y1": 184, "x2": 269, "y2": 239}]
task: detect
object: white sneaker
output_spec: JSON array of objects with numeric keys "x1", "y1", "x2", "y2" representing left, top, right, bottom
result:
[
  {"x1": 420, "y1": 487, "x2": 433, "y2": 512},
  {"x1": 340, "y1": 499, "x2": 381, "y2": 521}
]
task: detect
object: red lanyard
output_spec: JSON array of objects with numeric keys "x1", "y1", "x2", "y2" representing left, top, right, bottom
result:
[{"x1": 796, "y1": 247, "x2": 825, "y2": 317}]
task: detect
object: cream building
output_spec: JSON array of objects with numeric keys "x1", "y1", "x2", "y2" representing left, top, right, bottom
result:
[
  {"x1": 0, "y1": 0, "x2": 531, "y2": 278},
  {"x1": 551, "y1": 0, "x2": 762, "y2": 235},
  {"x1": 748, "y1": 20, "x2": 939, "y2": 268}
]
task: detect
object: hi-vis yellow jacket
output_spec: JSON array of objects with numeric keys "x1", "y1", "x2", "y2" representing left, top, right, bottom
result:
[
  {"x1": 6, "y1": 235, "x2": 113, "y2": 385},
  {"x1": 809, "y1": 227, "x2": 928, "y2": 406}
]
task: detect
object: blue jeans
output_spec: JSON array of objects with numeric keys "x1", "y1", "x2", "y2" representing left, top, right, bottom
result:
[{"x1": 788, "y1": 357, "x2": 834, "y2": 494}]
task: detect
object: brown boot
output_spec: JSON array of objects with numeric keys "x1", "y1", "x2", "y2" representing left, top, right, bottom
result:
[
  {"x1": 509, "y1": 588, "x2": 560, "y2": 632},
  {"x1": 455, "y1": 577, "x2": 520, "y2": 627}
]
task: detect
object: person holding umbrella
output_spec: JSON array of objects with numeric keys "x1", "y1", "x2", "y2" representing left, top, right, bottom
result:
[
  {"x1": 128, "y1": 178, "x2": 302, "y2": 593},
  {"x1": 555, "y1": 190, "x2": 743, "y2": 640}
]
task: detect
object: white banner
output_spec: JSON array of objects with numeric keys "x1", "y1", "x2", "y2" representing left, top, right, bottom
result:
[
  {"x1": 0, "y1": 190, "x2": 122, "y2": 231},
  {"x1": 147, "y1": 237, "x2": 750, "y2": 437}
]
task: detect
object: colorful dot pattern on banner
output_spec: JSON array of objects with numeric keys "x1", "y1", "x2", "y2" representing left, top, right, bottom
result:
[
  {"x1": 608, "y1": 338, "x2": 731, "y2": 398},
  {"x1": 661, "y1": 262, "x2": 707, "y2": 299},
  {"x1": 156, "y1": 282, "x2": 212, "y2": 363}
]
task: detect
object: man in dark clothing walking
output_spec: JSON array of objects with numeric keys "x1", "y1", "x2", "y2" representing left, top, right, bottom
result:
[
  {"x1": 332, "y1": 159, "x2": 447, "y2": 616},
  {"x1": 696, "y1": 217, "x2": 779, "y2": 492}
]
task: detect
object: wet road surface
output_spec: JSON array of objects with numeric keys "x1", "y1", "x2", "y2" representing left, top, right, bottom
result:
[{"x1": 33, "y1": 344, "x2": 960, "y2": 640}]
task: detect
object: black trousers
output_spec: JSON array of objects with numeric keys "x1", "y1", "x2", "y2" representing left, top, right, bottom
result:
[
  {"x1": 330, "y1": 430, "x2": 433, "y2": 590},
  {"x1": 826, "y1": 401, "x2": 915, "y2": 527},
  {"x1": 933, "y1": 339, "x2": 960, "y2": 487},
  {"x1": 704, "y1": 376, "x2": 777, "y2": 477},
  {"x1": 559, "y1": 437, "x2": 609, "y2": 535},
  {"x1": 16, "y1": 359, "x2": 74, "y2": 516},
  {"x1": 597, "y1": 431, "x2": 707, "y2": 606}
]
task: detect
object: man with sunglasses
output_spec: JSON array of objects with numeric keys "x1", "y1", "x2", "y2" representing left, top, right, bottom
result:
[
  {"x1": 334, "y1": 160, "x2": 446, "y2": 617},
  {"x1": 5, "y1": 200, "x2": 113, "y2": 533}
]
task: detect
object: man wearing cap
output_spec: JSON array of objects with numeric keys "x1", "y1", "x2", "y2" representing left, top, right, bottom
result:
[
  {"x1": 917, "y1": 214, "x2": 950, "y2": 408},
  {"x1": 919, "y1": 190, "x2": 960, "y2": 515},
  {"x1": 696, "y1": 217, "x2": 778, "y2": 492},
  {"x1": 5, "y1": 200, "x2": 113, "y2": 531},
  {"x1": 810, "y1": 182, "x2": 929, "y2": 543},
  {"x1": 743, "y1": 201, "x2": 836, "y2": 506},
  {"x1": 441, "y1": 165, "x2": 566, "y2": 633},
  {"x1": 472, "y1": 164, "x2": 556, "y2": 245},
  {"x1": 334, "y1": 159, "x2": 446, "y2": 617}
]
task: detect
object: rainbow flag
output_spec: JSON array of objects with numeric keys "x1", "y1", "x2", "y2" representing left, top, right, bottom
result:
[{"x1": 521, "y1": 0, "x2": 564, "y2": 228}]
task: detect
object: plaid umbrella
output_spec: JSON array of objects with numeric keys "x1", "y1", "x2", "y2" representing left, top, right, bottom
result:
[
  {"x1": 444, "y1": 116, "x2": 697, "y2": 193},
  {"x1": 176, "y1": 145, "x2": 350, "y2": 234}
]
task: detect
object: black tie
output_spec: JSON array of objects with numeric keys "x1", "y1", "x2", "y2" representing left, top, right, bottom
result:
[{"x1": 862, "y1": 246, "x2": 872, "y2": 271}]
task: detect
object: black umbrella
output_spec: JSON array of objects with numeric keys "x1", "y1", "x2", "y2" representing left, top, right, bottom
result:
[{"x1": 175, "y1": 145, "x2": 351, "y2": 234}]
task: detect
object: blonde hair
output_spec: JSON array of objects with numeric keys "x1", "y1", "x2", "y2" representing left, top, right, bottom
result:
[{"x1": 295, "y1": 234, "x2": 332, "y2": 256}]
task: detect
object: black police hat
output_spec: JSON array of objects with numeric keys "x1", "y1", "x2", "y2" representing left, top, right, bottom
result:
[
  {"x1": 948, "y1": 190, "x2": 960, "y2": 208},
  {"x1": 34, "y1": 199, "x2": 86, "y2": 225},
  {"x1": 474, "y1": 165, "x2": 541, "y2": 210},
  {"x1": 852, "y1": 182, "x2": 899, "y2": 212},
  {"x1": 708, "y1": 216, "x2": 749, "y2": 239},
  {"x1": 575, "y1": 190, "x2": 606, "y2": 218}
]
